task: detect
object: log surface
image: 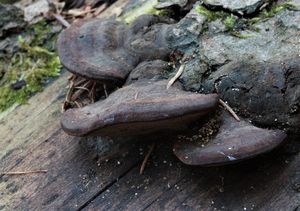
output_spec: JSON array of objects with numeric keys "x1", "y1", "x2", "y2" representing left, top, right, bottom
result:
[{"x1": 0, "y1": 1, "x2": 299, "y2": 210}]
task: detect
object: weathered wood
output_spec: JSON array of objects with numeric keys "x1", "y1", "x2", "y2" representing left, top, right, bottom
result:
[
  {"x1": 0, "y1": 1, "x2": 142, "y2": 210},
  {"x1": 84, "y1": 141, "x2": 300, "y2": 211},
  {"x1": 0, "y1": 64, "x2": 145, "y2": 209},
  {"x1": 0, "y1": 127, "x2": 142, "y2": 210}
]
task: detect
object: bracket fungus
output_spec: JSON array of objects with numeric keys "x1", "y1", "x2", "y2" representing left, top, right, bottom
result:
[
  {"x1": 57, "y1": 14, "x2": 174, "y2": 85},
  {"x1": 61, "y1": 80, "x2": 219, "y2": 137},
  {"x1": 58, "y1": 10, "x2": 290, "y2": 166},
  {"x1": 173, "y1": 112, "x2": 287, "y2": 166}
]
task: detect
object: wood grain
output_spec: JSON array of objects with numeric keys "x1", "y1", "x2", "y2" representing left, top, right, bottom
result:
[{"x1": 84, "y1": 141, "x2": 300, "y2": 211}]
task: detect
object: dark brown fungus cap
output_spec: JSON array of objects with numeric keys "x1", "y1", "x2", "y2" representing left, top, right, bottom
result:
[
  {"x1": 61, "y1": 80, "x2": 219, "y2": 137},
  {"x1": 173, "y1": 112, "x2": 287, "y2": 166},
  {"x1": 57, "y1": 14, "x2": 174, "y2": 84}
]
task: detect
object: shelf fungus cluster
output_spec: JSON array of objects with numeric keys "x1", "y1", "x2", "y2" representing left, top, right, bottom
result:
[{"x1": 57, "y1": 14, "x2": 288, "y2": 166}]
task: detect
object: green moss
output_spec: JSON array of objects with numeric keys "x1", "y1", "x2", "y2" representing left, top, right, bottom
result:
[
  {"x1": 224, "y1": 14, "x2": 236, "y2": 30},
  {"x1": 196, "y1": 2, "x2": 298, "y2": 35},
  {"x1": 0, "y1": 87, "x2": 27, "y2": 110},
  {"x1": 195, "y1": 5, "x2": 216, "y2": 21},
  {"x1": 195, "y1": 5, "x2": 238, "y2": 31},
  {"x1": 251, "y1": 2, "x2": 298, "y2": 23},
  {"x1": 264, "y1": 2, "x2": 298, "y2": 16},
  {"x1": 29, "y1": 20, "x2": 58, "y2": 52},
  {"x1": 0, "y1": 21, "x2": 61, "y2": 112}
]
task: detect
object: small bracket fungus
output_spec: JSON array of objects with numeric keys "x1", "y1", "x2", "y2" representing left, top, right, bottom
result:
[{"x1": 173, "y1": 112, "x2": 287, "y2": 166}]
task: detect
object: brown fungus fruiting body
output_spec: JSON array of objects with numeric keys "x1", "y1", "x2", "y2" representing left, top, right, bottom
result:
[
  {"x1": 173, "y1": 112, "x2": 287, "y2": 166},
  {"x1": 57, "y1": 12, "x2": 290, "y2": 167},
  {"x1": 61, "y1": 80, "x2": 219, "y2": 137},
  {"x1": 57, "y1": 14, "x2": 174, "y2": 85}
]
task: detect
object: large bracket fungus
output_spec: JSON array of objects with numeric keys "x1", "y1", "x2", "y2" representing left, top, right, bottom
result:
[
  {"x1": 57, "y1": 1, "x2": 296, "y2": 166},
  {"x1": 57, "y1": 14, "x2": 174, "y2": 85},
  {"x1": 61, "y1": 80, "x2": 219, "y2": 137}
]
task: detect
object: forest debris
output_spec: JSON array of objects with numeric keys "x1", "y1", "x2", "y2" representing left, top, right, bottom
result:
[
  {"x1": 140, "y1": 143, "x2": 155, "y2": 175},
  {"x1": 94, "y1": 2, "x2": 108, "y2": 16},
  {"x1": 166, "y1": 64, "x2": 185, "y2": 89},
  {"x1": 65, "y1": 7, "x2": 97, "y2": 17},
  {"x1": 219, "y1": 99, "x2": 240, "y2": 121},
  {"x1": 51, "y1": 12, "x2": 71, "y2": 28},
  {"x1": 62, "y1": 75, "x2": 97, "y2": 112},
  {"x1": 0, "y1": 169, "x2": 48, "y2": 175}
]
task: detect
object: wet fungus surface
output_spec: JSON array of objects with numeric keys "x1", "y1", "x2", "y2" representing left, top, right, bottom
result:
[{"x1": 57, "y1": 0, "x2": 299, "y2": 166}]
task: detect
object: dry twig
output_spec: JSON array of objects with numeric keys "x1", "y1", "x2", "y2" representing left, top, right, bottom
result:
[
  {"x1": 74, "y1": 78, "x2": 88, "y2": 87},
  {"x1": 71, "y1": 81, "x2": 93, "y2": 101},
  {"x1": 140, "y1": 143, "x2": 155, "y2": 175},
  {"x1": 62, "y1": 79, "x2": 75, "y2": 112},
  {"x1": 134, "y1": 92, "x2": 139, "y2": 100},
  {"x1": 62, "y1": 75, "x2": 99, "y2": 111},
  {"x1": 103, "y1": 84, "x2": 108, "y2": 98},
  {"x1": 166, "y1": 64, "x2": 185, "y2": 90},
  {"x1": 51, "y1": 12, "x2": 71, "y2": 28},
  {"x1": 219, "y1": 99, "x2": 240, "y2": 121},
  {"x1": 94, "y1": 3, "x2": 108, "y2": 16},
  {"x1": 89, "y1": 81, "x2": 97, "y2": 103},
  {"x1": 74, "y1": 100, "x2": 82, "y2": 108},
  {"x1": 65, "y1": 8, "x2": 97, "y2": 17},
  {"x1": 0, "y1": 170, "x2": 48, "y2": 175}
]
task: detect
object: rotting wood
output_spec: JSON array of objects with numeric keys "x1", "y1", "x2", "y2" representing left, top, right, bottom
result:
[
  {"x1": 84, "y1": 141, "x2": 299, "y2": 211},
  {"x1": 0, "y1": 1, "x2": 140, "y2": 210}
]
